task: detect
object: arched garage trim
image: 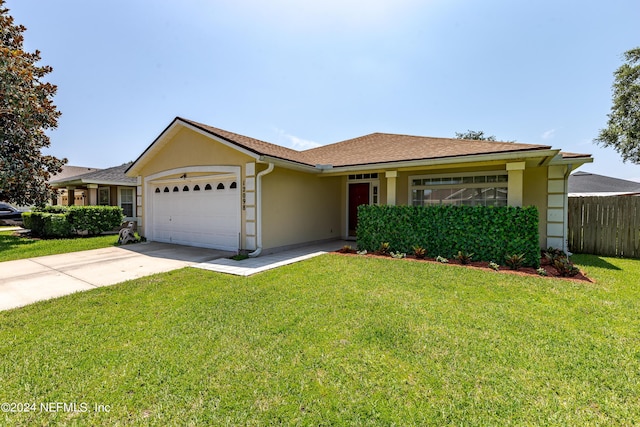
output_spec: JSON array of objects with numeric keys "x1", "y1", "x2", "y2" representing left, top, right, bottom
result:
[{"x1": 143, "y1": 166, "x2": 242, "y2": 250}]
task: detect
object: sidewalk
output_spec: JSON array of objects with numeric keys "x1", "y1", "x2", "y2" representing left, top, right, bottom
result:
[{"x1": 192, "y1": 240, "x2": 350, "y2": 276}]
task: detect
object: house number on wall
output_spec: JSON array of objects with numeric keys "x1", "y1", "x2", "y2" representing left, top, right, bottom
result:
[{"x1": 242, "y1": 182, "x2": 246, "y2": 211}]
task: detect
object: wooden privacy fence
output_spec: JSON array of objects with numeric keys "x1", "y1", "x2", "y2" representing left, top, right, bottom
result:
[{"x1": 568, "y1": 196, "x2": 640, "y2": 258}]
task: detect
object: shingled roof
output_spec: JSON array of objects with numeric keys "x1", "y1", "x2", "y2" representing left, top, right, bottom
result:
[
  {"x1": 128, "y1": 117, "x2": 591, "y2": 175},
  {"x1": 49, "y1": 165, "x2": 101, "y2": 182},
  {"x1": 180, "y1": 118, "x2": 315, "y2": 166},
  {"x1": 569, "y1": 171, "x2": 640, "y2": 195},
  {"x1": 181, "y1": 119, "x2": 560, "y2": 167},
  {"x1": 302, "y1": 133, "x2": 553, "y2": 167},
  {"x1": 51, "y1": 162, "x2": 136, "y2": 186}
]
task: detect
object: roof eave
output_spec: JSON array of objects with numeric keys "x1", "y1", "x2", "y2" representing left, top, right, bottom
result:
[
  {"x1": 259, "y1": 155, "x2": 320, "y2": 173},
  {"x1": 51, "y1": 178, "x2": 136, "y2": 187},
  {"x1": 549, "y1": 154, "x2": 593, "y2": 166},
  {"x1": 318, "y1": 148, "x2": 561, "y2": 174}
]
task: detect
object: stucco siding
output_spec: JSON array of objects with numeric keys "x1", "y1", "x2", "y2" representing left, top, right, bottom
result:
[
  {"x1": 523, "y1": 166, "x2": 549, "y2": 248},
  {"x1": 261, "y1": 168, "x2": 342, "y2": 250},
  {"x1": 137, "y1": 128, "x2": 254, "y2": 178}
]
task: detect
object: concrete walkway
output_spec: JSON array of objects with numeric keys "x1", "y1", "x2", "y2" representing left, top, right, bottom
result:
[
  {"x1": 0, "y1": 242, "x2": 232, "y2": 311},
  {"x1": 0, "y1": 240, "x2": 350, "y2": 311},
  {"x1": 192, "y1": 240, "x2": 350, "y2": 276}
]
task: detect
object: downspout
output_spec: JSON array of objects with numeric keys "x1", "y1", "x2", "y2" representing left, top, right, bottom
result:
[
  {"x1": 248, "y1": 162, "x2": 275, "y2": 257},
  {"x1": 563, "y1": 164, "x2": 573, "y2": 255}
]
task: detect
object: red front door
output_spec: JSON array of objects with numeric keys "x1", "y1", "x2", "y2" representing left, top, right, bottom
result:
[{"x1": 349, "y1": 183, "x2": 370, "y2": 237}]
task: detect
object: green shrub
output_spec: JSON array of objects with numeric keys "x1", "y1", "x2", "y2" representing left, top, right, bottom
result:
[
  {"x1": 21, "y1": 212, "x2": 71, "y2": 237},
  {"x1": 357, "y1": 205, "x2": 540, "y2": 267},
  {"x1": 67, "y1": 206, "x2": 124, "y2": 235},
  {"x1": 39, "y1": 205, "x2": 69, "y2": 214},
  {"x1": 22, "y1": 212, "x2": 44, "y2": 236},
  {"x1": 23, "y1": 206, "x2": 124, "y2": 237},
  {"x1": 44, "y1": 214, "x2": 73, "y2": 237}
]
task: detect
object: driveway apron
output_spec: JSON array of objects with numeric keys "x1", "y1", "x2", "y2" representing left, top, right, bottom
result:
[{"x1": 0, "y1": 242, "x2": 232, "y2": 311}]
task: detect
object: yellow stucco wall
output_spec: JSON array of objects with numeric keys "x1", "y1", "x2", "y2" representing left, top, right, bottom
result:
[
  {"x1": 137, "y1": 128, "x2": 254, "y2": 177},
  {"x1": 261, "y1": 168, "x2": 342, "y2": 250},
  {"x1": 523, "y1": 166, "x2": 549, "y2": 248}
]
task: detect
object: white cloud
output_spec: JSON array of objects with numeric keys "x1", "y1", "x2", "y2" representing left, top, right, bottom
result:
[
  {"x1": 274, "y1": 128, "x2": 322, "y2": 150},
  {"x1": 541, "y1": 129, "x2": 556, "y2": 140}
]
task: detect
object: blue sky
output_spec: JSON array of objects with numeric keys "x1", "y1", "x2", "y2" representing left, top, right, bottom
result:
[{"x1": 7, "y1": 0, "x2": 640, "y2": 180}]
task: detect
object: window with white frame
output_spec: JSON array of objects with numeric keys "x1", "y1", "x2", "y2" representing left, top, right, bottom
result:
[
  {"x1": 119, "y1": 188, "x2": 134, "y2": 217},
  {"x1": 410, "y1": 172, "x2": 508, "y2": 207}
]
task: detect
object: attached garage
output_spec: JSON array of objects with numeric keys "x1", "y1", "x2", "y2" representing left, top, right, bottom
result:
[{"x1": 147, "y1": 171, "x2": 241, "y2": 251}]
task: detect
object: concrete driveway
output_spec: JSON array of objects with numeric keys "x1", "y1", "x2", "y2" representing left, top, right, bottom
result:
[{"x1": 0, "y1": 242, "x2": 233, "y2": 311}]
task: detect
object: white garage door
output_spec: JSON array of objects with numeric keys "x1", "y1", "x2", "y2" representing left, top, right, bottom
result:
[{"x1": 151, "y1": 177, "x2": 240, "y2": 251}]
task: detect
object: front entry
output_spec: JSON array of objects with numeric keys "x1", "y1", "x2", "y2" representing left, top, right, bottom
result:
[{"x1": 348, "y1": 182, "x2": 370, "y2": 237}]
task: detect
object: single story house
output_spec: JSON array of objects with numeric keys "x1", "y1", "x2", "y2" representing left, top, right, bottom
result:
[
  {"x1": 50, "y1": 162, "x2": 138, "y2": 223},
  {"x1": 568, "y1": 171, "x2": 640, "y2": 197},
  {"x1": 125, "y1": 117, "x2": 592, "y2": 254}
]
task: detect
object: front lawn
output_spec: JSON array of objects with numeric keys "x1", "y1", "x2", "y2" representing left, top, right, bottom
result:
[
  {"x1": 0, "y1": 231, "x2": 119, "y2": 262},
  {"x1": 1, "y1": 254, "x2": 639, "y2": 425}
]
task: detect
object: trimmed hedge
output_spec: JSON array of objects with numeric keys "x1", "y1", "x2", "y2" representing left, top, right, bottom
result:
[
  {"x1": 22, "y1": 206, "x2": 124, "y2": 237},
  {"x1": 66, "y1": 206, "x2": 124, "y2": 235},
  {"x1": 357, "y1": 205, "x2": 540, "y2": 267},
  {"x1": 22, "y1": 212, "x2": 73, "y2": 238}
]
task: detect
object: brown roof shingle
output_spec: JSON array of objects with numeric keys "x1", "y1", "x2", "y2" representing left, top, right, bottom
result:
[
  {"x1": 302, "y1": 133, "x2": 553, "y2": 167},
  {"x1": 130, "y1": 117, "x2": 573, "y2": 173},
  {"x1": 181, "y1": 118, "x2": 315, "y2": 166},
  {"x1": 181, "y1": 119, "x2": 555, "y2": 167}
]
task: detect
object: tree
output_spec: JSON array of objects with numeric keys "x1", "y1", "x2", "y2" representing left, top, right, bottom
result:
[
  {"x1": 0, "y1": 0, "x2": 66, "y2": 206},
  {"x1": 454, "y1": 130, "x2": 497, "y2": 141},
  {"x1": 594, "y1": 47, "x2": 640, "y2": 164}
]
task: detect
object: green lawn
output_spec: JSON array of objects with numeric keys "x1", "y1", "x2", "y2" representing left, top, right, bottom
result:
[
  {"x1": 0, "y1": 231, "x2": 119, "y2": 262},
  {"x1": 1, "y1": 254, "x2": 639, "y2": 425}
]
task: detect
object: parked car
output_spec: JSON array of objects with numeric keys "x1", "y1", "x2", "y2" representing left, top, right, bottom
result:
[{"x1": 0, "y1": 202, "x2": 25, "y2": 225}]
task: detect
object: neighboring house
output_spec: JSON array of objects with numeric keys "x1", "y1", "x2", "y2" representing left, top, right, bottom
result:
[
  {"x1": 50, "y1": 162, "x2": 138, "y2": 223},
  {"x1": 48, "y1": 165, "x2": 102, "y2": 206},
  {"x1": 568, "y1": 171, "x2": 640, "y2": 197},
  {"x1": 125, "y1": 117, "x2": 593, "y2": 254}
]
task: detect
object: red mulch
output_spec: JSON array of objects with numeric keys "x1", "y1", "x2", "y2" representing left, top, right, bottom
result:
[{"x1": 333, "y1": 250, "x2": 593, "y2": 283}]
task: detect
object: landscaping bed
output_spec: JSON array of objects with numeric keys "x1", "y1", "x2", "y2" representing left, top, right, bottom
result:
[{"x1": 335, "y1": 247, "x2": 592, "y2": 283}]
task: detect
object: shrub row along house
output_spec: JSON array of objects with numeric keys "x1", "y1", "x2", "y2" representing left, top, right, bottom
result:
[{"x1": 118, "y1": 117, "x2": 592, "y2": 255}]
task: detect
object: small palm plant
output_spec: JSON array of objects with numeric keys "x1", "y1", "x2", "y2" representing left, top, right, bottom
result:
[
  {"x1": 455, "y1": 251, "x2": 474, "y2": 265},
  {"x1": 412, "y1": 246, "x2": 426, "y2": 259},
  {"x1": 377, "y1": 242, "x2": 391, "y2": 256},
  {"x1": 505, "y1": 253, "x2": 526, "y2": 270}
]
